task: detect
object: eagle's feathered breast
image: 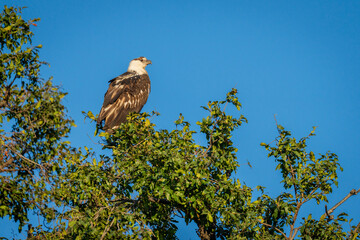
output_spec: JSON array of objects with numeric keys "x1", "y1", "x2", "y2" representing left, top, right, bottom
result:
[{"x1": 97, "y1": 71, "x2": 151, "y2": 131}]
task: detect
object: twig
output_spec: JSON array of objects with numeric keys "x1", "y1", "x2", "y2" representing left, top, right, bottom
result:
[{"x1": 274, "y1": 114, "x2": 279, "y2": 127}]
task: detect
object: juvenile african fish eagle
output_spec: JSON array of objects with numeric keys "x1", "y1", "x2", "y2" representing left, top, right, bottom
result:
[{"x1": 97, "y1": 56, "x2": 152, "y2": 132}]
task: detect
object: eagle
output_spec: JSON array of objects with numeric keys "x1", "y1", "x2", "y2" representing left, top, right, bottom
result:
[{"x1": 97, "y1": 56, "x2": 152, "y2": 132}]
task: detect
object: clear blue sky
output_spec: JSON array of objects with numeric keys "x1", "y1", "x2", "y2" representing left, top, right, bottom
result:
[{"x1": 2, "y1": 1, "x2": 360, "y2": 239}]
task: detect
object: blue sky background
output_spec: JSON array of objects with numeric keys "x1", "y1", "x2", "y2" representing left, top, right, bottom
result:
[{"x1": 2, "y1": 1, "x2": 360, "y2": 239}]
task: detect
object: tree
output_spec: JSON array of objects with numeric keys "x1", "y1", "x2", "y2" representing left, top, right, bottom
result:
[
  {"x1": 0, "y1": 6, "x2": 76, "y2": 235},
  {"x1": 1, "y1": 6, "x2": 359, "y2": 240},
  {"x1": 59, "y1": 93, "x2": 359, "y2": 240}
]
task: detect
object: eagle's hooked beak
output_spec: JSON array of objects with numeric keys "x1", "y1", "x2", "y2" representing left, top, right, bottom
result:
[{"x1": 146, "y1": 60, "x2": 152, "y2": 65}]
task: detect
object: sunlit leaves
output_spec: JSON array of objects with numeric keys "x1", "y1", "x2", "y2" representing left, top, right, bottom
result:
[
  {"x1": 259, "y1": 125, "x2": 353, "y2": 239},
  {"x1": 1, "y1": 5, "x2": 359, "y2": 239},
  {"x1": 0, "y1": 5, "x2": 76, "y2": 236},
  {"x1": 299, "y1": 214, "x2": 348, "y2": 239},
  {"x1": 262, "y1": 125, "x2": 342, "y2": 204},
  {"x1": 56, "y1": 91, "x2": 358, "y2": 239},
  {"x1": 57, "y1": 90, "x2": 258, "y2": 239}
]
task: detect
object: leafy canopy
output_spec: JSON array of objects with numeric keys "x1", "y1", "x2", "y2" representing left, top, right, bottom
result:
[
  {"x1": 0, "y1": 5, "x2": 76, "y2": 234},
  {"x1": 1, "y1": 5, "x2": 359, "y2": 240}
]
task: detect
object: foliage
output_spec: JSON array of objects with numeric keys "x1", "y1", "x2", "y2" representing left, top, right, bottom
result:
[
  {"x1": 55, "y1": 93, "x2": 359, "y2": 240},
  {"x1": 55, "y1": 90, "x2": 258, "y2": 240},
  {"x1": 0, "y1": 5, "x2": 76, "y2": 234},
  {"x1": 1, "y1": 5, "x2": 360, "y2": 240},
  {"x1": 258, "y1": 126, "x2": 353, "y2": 239}
]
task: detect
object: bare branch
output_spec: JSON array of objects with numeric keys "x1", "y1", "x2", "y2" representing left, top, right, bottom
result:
[{"x1": 322, "y1": 188, "x2": 360, "y2": 220}]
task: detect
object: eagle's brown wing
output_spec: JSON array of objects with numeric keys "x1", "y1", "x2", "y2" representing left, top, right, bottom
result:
[{"x1": 97, "y1": 72, "x2": 150, "y2": 131}]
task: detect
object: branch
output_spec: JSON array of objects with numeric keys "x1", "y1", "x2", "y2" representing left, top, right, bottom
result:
[
  {"x1": 322, "y1": 188, "x2": 360, "y2": 220},
  {"x1": 257, "y1": 219, "x2": 288, "y2": 239},
  {"x1": 287, "y1": 155, "x2": 299, "y2": 201},
  {"x1": 0, "y1": 76, "x2": 17, "y2": 109},
  {"x1": 289, "y1": 201, "x2": 303, "y2": 239},
  {"x1": 148, "y1": 197, "x2": 171, "y2": 204},
  {"x1": 110, "y1": 197, "x2": 171, "y2": 205},
  {"x1": 200, "y1": 101, "x2": 230, "y2": 158},
  {"x1": 100, "y1": 211, "x2": 116, "y2": 240},
  {"x1": 348, "y1": 221, "x2": 360, "y2": 240},
  {"x1": 135, "y1": 219, "x2": 155, "y2": 237},
  {"x1": 7, "y1": 144, "x2": 46, "y2": 172},
  {"x1": 274, "y1": 114, "x2": 279, "y2": 128},
  {"x1": 110, "y1": 198, "x2": 138, "y2": 205},
  {"x1": 290, "y1": 227, "x2": 301, "y2": 240}
]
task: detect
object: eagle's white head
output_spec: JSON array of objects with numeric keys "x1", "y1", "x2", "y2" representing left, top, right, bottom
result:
[{"x1": 128, "y1": 56, "x2": 152, "y2": 75}]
